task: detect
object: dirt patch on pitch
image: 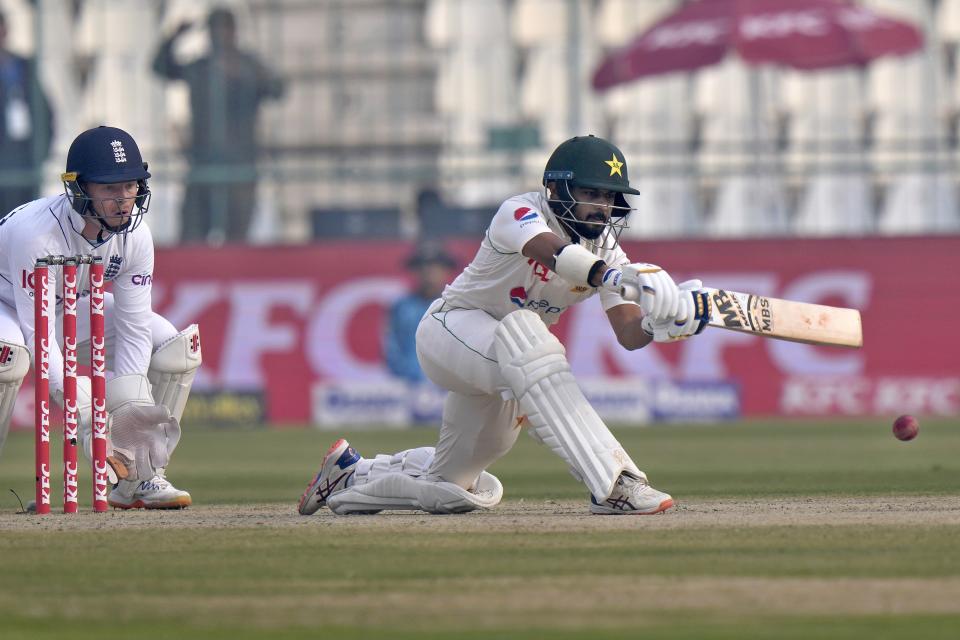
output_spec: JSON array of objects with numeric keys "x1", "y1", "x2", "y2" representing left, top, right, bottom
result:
[{"x1": 2, "y1": 495, "x2": 959, "y2": 532}]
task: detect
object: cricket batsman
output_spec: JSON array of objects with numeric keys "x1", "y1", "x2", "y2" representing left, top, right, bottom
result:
[
  {"x1": 299, "y1": 135, "x2": 710, "y2": 516},
  {"x1": 0, "y1": 126, "x2": 201, "y2": 509}
]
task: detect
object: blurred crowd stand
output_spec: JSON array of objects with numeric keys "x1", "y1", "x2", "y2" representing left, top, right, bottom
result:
[
  {"x1": 1, "y1": 0, "x2": 958, "y2": 245},
  {"x1": 0, "y1": 8, "x2": 52, "y2": 216},
  {"x1": 152, "y1": 6, "x2": 285, "y2": 244}
]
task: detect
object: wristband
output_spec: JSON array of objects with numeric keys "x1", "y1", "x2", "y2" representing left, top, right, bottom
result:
[{"x1": 553, "y1": 244, "x2": 604, "y2": 286}]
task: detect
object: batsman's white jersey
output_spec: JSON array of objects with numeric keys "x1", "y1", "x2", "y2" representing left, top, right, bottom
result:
[
  {"x1": 0, "y1": 194, "x2": 166, "y2": 395},
  {"x1": 441, "y1": 191, "x2": 634, "y2": 324}
]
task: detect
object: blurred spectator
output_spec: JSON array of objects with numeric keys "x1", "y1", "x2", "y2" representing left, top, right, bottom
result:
[
  {"x1": 152, "y1": 7, "x2": 284, "y2": 244},
  {"x1": 384, "y1": 242, "x2": 457, "y2": 383},
  {"x1": 0, "y1": 9, "x2": 53, "y2": 216}
]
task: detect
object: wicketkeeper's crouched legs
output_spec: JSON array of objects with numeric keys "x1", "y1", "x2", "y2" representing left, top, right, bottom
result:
[
  {"x1": 0, "y1": 339, "x2": 30, "y2": 457},
  {"x1": 147, "y1": 324, "x2": 202, "y2": 424}
]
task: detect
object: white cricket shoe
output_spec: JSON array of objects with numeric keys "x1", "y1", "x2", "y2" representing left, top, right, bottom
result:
[
  {"x1": 590, "y1": 473, "x2": 674, "y2": 515},
  {"x1": 109, "y1": 474, "x2": 192, "y2": 510},
  {"x1": 297, "y1": 438, "x2": 362, "y2": 515}
]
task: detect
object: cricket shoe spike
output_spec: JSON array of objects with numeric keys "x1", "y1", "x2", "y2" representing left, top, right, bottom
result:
[
  {"x1": 589, "y1": 473, "x2": 674, "y2": 515},
  {"x1": 298, "y1": 438, "x2": 362, "y2": 515},
  {"x1": 108, "y1": 474, "x2": 192, "y2": 510}
]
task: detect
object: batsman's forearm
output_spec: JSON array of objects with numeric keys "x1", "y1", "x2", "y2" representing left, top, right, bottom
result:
[{"x1": 616, "y1": 318, "x2": 654, "y2": 351}]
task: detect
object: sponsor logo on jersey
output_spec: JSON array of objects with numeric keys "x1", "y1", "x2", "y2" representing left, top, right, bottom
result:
[
  {"x1": 509, "y1": 286, "x2": 527, "y2": 307},
  {"x1": 508, "y1": 286, "x2": 564, "y2": 314},
  {"x1": 527, "y1": 258, "x2": 551, "y2": 283},
  {"x1": 20, "y1": 269, "x2": 36, "y2": 290},
  {"x1": 570, "y1": 286, "x2": 589, "y2": 293},
  {"x1": 131, "y1": 274, "x2": 152, "y2": 286},
  {"x1": 513, "y1": 207, "x2": 538, "y2": 222}
]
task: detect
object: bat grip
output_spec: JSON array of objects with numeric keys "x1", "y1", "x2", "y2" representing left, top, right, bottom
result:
[{"x1": 620, "y1": 283, "x2": 641, "y2": 302}]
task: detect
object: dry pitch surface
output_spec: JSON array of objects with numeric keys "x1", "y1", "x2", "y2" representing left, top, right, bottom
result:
[{"x1": 3, "y1": 495, "x2": 959, "y2": 532}]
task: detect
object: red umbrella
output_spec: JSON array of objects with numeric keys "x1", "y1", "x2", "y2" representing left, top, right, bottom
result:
[{"x1": 592, "y1": 0, "x2": 924, "y2": 90}]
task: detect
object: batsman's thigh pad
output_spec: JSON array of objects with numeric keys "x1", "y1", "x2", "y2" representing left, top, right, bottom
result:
[
  {"x1": 327, "y1": 446, "x2": 503, "y2": 514},
  {"x1": 0, "y1": 339, "x2": 30, "y2": 453},
  {"x1": 148, "y1": 324, "x2": 202, "y2": 422},
  {"x1": 415, "y1": 301, "x2": 504, "y2": 395},
  {"x1": 494, "y1": 310, "x2": 641, "y2": 500},
  {"x1": 429, "y1": 391, "x2": 520, "y2": 490}
]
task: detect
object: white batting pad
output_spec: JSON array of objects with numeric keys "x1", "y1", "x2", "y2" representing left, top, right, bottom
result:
[
  {"x1": 326, "y1": 447, "x2": 503, "y2": 514},
  {"x1": 0, "y1": 340, "x2": 30, "y2": 454},
  {"x1": 493, "y1": 310, "x2": 642, "y2": 500},
  {"x1": 148, "y1": 324, "x2": 202, "y2": 422}
]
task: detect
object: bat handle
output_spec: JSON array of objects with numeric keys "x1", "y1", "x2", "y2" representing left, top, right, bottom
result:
[{"x1": 620, "y1": 283, "x2": 641, "y2": 302}]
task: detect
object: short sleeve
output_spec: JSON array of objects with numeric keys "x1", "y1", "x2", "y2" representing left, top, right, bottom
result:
[{"x1": 487, "y1": 197, "x2": 554, "y2": 254}]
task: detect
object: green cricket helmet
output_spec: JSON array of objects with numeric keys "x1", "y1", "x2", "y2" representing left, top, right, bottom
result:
[{"x1": 542, "y1": 135, "x2": 637, "y2": 247}]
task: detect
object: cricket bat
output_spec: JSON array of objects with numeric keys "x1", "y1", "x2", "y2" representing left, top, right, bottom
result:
[{"x1": 705, "y1": 288, "x2": 862, "y2": 348}]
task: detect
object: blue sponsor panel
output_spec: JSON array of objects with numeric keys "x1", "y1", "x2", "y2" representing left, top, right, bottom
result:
[
  {"x1": 409, "y1": 382, "x2": 446, "y2": 424},
  {"x1": 311, "y1": 381, "x2": 446, "y2": 428},
  {"x1": 311, "y1": 379, "x2": 738, "y2": 428},
  {"x1": 651, "y1": 381, "x2": 740, "y2": 422},
  {"x1": 579, "y1": 379, "x2": 653, "y2": 424},
  {"x1": 311, "y1": 381, "x2": 410, "y2": 429}
]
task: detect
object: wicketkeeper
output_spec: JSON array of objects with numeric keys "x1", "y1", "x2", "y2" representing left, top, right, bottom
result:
[
  {"x1": 299, "y1": 135, "x2": 711, "y2": 516},
  {"x1": 0, "y1": 126, "x2": 201, "y2": 509}
]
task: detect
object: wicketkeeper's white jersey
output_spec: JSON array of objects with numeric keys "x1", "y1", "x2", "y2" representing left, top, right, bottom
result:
[
  {"x1": 441, "y1": 191, "x2": 635, "y2": 326},
  {"x1": 0, "y1": 194, "x2": 155, "y2": 394}
]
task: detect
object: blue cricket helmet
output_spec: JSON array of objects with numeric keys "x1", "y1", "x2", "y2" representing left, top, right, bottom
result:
[
  {"x1": 65, "y1": 126, "x2": 151, "y2": 183},
  {"x1": 61, "y1": 126, "x2": 151, "y2": 244}
]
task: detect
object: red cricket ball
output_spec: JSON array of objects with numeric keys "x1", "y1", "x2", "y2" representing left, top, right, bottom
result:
[{"x1": 892, "y1": 414, "x2": 919, "y2": 441}]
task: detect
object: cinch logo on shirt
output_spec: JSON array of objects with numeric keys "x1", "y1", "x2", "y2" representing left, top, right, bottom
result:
[
  {"x1": 513, "y1": 207, "x2": 538, "y2": 222},
  {"x1": 131, "y1": 274, "x2": 152, "y2": 286},
  {"x1": 509, "y1": 286, "x2": 527, "y2": 307}
]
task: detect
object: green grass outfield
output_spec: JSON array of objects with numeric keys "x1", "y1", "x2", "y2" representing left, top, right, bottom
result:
[{"x1": 0, "y1": 419, "x2": 958, "y2": 639}]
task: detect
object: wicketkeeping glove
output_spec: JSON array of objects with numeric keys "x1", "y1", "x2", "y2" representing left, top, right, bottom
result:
[
  {"x1": 106, "y1": 374, "x2": 181, "y2": 481},
  {"x1": 641, "y1": 279, "x2": 711, "y2": 343}
]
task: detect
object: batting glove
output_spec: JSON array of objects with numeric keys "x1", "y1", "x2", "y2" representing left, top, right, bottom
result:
[
  {"x1": 641, "y1": 279, "x2": 711, "y2": 343},
  {"x1": 620, "y1": 263, "x2": 681, "y2": 323}
]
